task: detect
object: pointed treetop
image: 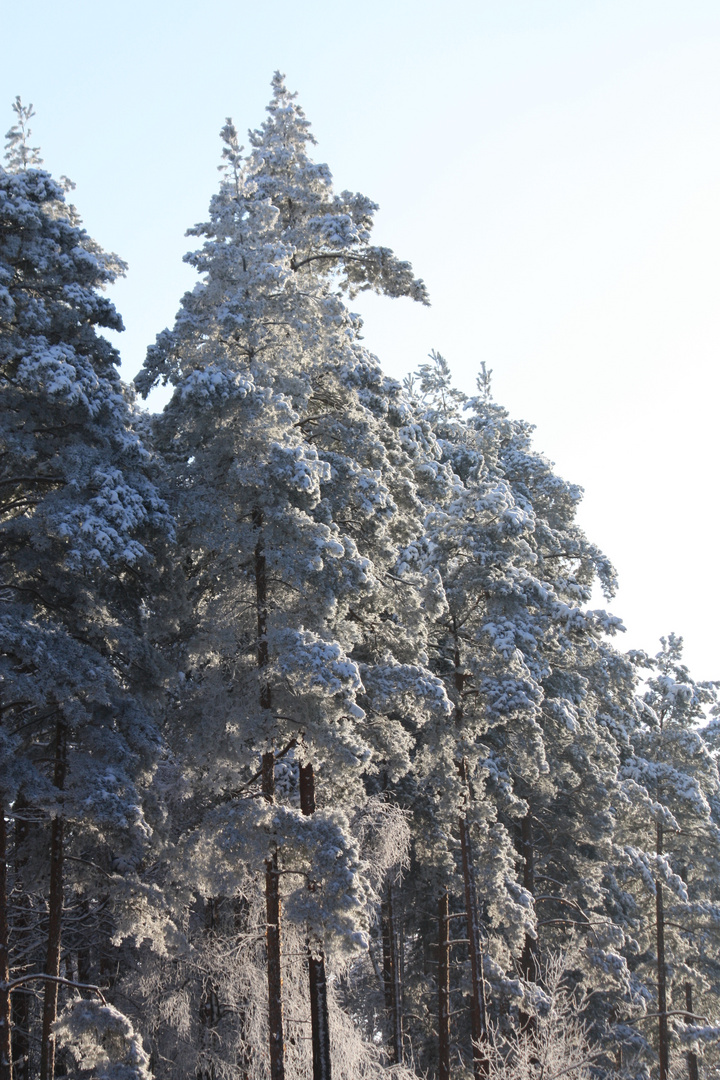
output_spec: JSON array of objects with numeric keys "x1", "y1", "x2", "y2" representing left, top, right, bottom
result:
[
  {"x1": 218, "y1": 117, "x2": 244, "y2": 191},
  {"x1": 4, "y1": 95, "x2": 43, "y2": 171},
  {"x1": 476, "y1": 361, "x2": 494, "y2": 402},
  {"x1": 250, "y1": 70, "x2": 317, "y2": 151}
]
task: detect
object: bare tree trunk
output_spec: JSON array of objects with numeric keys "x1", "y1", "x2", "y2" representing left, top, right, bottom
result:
[
  {"x1": 40, "y1": 720, "x2": 67, "y2": 1080},
  {"x1": 452, "y1": 626, "x2": 488, "y2": 1080},
  {"x1": 685, "y1": 982, "x2": 699, "y2": 1080},
  {"x1": 197, "y1": 899, "x2": 220, "y2": 1080},
  {"x1": 255, "y1": 507, "x2": 285, "y2": 1080},
  {"x1": 381, "y1": 883, "x2": 403, "y2": 1065},
  {"x1": 0, "y1": 795, "x2": 12, "y2": 1080},
  {"x1": 656, "y1": 823, "x2": 669, "y2": 1080},
  {"x1": 519, "y1": 811, "x2": 539, "y2": 982},
  {"x1": 299, "y1": 763, "x2": 332, "y2": 1080},
  {"x1": 10, "y1": 798, "x2": 29, "y2": 1080},
  {"x1": 437, "y1": 888, "x2": 450, "y2": 1080},
  {"x1": 263, "y1": 755, "x2": 284, "y2": 1080},
  {"x1": 459, "y1": 802, "x2": 489, "y2": 1080},
  {"x1": 518, "y1": 809, "x2": 539, "y2": 1035}
]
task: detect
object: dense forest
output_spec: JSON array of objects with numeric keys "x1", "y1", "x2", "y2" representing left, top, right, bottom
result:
[{"x1": 2, "y1": 76, "x2": 720, "y2": 1080}]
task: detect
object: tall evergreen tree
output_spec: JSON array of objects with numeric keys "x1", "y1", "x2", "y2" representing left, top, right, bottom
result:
[
  {"x1": 612, "y1": 637, "x2": 720, "y2": 1079},
  {"x1": 1, "y1": 102, "x2": 172, "y2": 1080},
  {"x1": 136, "y1": 74, "x2": 448, "y2": 1080},
  {"x1": 398, "y1": 353, "x2": 637, "y2": 1075}
]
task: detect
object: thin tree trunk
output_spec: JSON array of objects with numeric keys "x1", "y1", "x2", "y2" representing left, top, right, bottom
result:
[
  {"x1": 10, "y1": 798, "x2": 29, "y2": 1080},
  {"x1": 40, "y1": 720, "x2": 67, "y2": 1080},
  {"x1": 381, "y1": 883, "x2": 403, "y2": 1065},
  {"x1": 685, "y1": 982, "x2": 699, "y2": 1080},
  {"x1": 75, "y1": 899, "x2": 91, "y2": 989},
  {"x1": 0, "y1": 795, "x2": 12, "y2": 1080},
  {"x1": 197, "y1": 899, "x2": 220, "y2": 1080},
  {"x1": 452, "y1": 627, "x2": 488, "y2": 1080},
  {"x1": 519, "y1": 811, "x2": 539, "y2": 983},
  {"x1": 254, "y1": 507, "x2": 285, "y2": 1080},
  {"x1": 263, "y1": 755, "x2": 284, "y2": 1080},
  {"x1": 656, "y1": 822, "x2": 669, "y2": 1080},
  {"x1": 459, "y1": 803, "x2": 489, "y2": 1080},
  {"x1": 437, "y1": 888, "x2": 450, "y2": 1080},
  {"x1": 299, "y1": 763, "x2": 332, "y2": 1080},
  {"x1": 518, "y1": 809, "x2": 539, "y2": 1034},
  {"x1": 677, "y1": 867, "x2": 698, "y2": 1080}
]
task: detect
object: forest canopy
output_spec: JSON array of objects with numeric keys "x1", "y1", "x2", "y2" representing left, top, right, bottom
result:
[{"x1": 1, "y1": 80, "x2": 719, "y2": 1080}]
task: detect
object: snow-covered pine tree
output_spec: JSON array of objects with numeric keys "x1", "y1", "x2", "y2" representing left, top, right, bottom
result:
[
  {"x1": 612, "y1": 636, "x2": 720, "y2": 1080},
  {"x1": 136, "y1": 74, "x2": 448, "y2": 1080},
  {"x1": 403, "y1": 353, "x2": 636, "y2": 1075},
  {"x1": 0, "y1": 101, "x2": 172, "y2": 1080}
]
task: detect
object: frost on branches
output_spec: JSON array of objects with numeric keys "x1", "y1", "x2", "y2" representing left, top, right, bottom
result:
[
  {"x1": 3, "y1": 81, "x2": 720, "y2": 1080},
  {"x1": 0, "y1": 102, "x2": 172, "y2": 1080}
]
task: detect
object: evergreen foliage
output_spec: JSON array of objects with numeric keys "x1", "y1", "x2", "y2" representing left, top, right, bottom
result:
[{"x1": 2, "y1": 80, "x2": 719, "y2": 1080}]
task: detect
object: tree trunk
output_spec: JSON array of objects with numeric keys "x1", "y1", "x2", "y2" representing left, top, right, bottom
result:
[
  {"x1": 10, "y1": 798, "x2": 29, "y2": 1080},
  {"x1": 452, "y1": 626, "x2": 488, "y2": 1080},
  {"x1": 254, "y1": 507, "x2": 285, "y2": 1080},
  {"x1": 437, "y1": 888, "x2": 450, "y2": 1080},
  {"x1": 455, "y1": 626, "x2": 490, "y2": 1080},
  {"x1": 299, "y1": 763, "x2": 332, "y2": 1080},
  {"x1": 381, "y1": 883, "x2": 403, "y2": 1066},
  {"x1": 519, "y1": 811, "x2": 539, "y2": 983},
  {"x1": 685, "y1": 982, "x2": 699, "y2": 1080},
  {"x1": 656, "y1": 823, "x2": 669, "y2": 1080},
  {"x1": 40, "y1": 720, "x2": 67, "y2": 1080},
  {"x1": 197, "y1": 899, "x2": 220, "y2": 1080},
  {"x1": 518, "y1": 809, "x2": 539, "y2": 1034},
  {"x1": 459, "y1": 805, "x2": 489, "y2": 1080},
  {"x1": 263, "y1": 754, "x2": 284, "y2": 1080},
  {"x1": 0, "y1": 795, "x2": 12, "y2": 1080}
]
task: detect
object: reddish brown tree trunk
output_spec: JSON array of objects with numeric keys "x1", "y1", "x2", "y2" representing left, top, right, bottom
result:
[
  {"x1": 656, "y1": 823, "x2": 669, "y2": 1080},
  {"x1": 437, "y1": 888, "x2": 451, "y2": 1080},
  {"x1": 40, "y1": 720, "x2": 67, "y2": 1080},
  {"x1": 0, "y1": 795, "x2": 12, "y2": 1080},
  {"x1": 299, "y1": 763, "x2": 332, "y2": 1080},
  {"x1": 255, "y1": 508, "x2": 285, "y2": 1080}
]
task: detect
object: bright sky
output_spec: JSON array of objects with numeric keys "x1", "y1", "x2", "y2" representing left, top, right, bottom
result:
[{"x1": 4, "y1": 0, "x2": 719, "y2": 680}]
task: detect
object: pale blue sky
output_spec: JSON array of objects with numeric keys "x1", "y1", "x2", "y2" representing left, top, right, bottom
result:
[{"x1": 4, "y1": 0, "x2": 720, "y2": 678}]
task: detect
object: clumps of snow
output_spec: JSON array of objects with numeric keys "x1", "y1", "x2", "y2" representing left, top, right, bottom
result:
[{"x1": 53, "y1": 999, "x2": 152, "y2": 1080}]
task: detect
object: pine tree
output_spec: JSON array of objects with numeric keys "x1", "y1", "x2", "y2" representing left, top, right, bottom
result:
[
  {"x1": 613, "y1": 637, "x2": 720, "y2": 1079},
  {"x1": 135, "y1": 74, "x2": 447, "y2": 1080},
  {"x1": 1, "y1": 102, "x2": 172, "y2": 1080},
  {"x1": 401, "y1": 353, "x2": 637, "y2": 1075}
]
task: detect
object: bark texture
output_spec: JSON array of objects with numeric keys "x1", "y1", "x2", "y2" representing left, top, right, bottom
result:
[
  {"x1": 0, "y1": 797, "x2": 11, "y2": 1080},
  {"x1": 255, "y1": 508, "x2": 285, "y2": 1080},
  {"x1": 685, "y1": 982, "x2": 699, "y2": 1080},
  {"x1": 381, "y1": 884, "x2": 403, "y2": 1065},
  {"x1": 459, "y1": 806, "x2": 488, "y2": 1080},
  {"x1": 656, "y1": 823, "x2": 669, "y2": 1080},
  {"x1": 437, "y1": 889, "x2": 450, "y2": 1080},
  {"x1": 40, "y1": 721, "x2": 67, "y2": 1080},
  {"x1": 299, "y1": 763, "x2": 332, "y2": 1080}
]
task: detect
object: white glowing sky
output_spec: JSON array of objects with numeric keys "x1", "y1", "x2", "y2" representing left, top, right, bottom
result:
[{"x1": 4, "y1": 0, "x2": 720, "y2": 678}]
